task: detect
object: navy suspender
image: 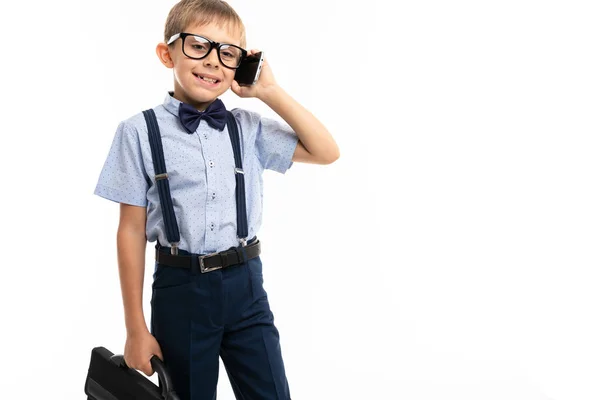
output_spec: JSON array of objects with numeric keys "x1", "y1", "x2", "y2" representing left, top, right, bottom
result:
[
  {"x1": 142, "y1": 109, "x2": 248, "y2": 255},
  {"x1": 226, "y1": 113, "x2": 249, "y2": 243},
  {"x1": 143, "y1": 109, "x2": 181, "y2": 252}
]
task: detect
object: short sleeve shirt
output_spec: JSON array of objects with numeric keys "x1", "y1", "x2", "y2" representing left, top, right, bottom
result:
[{"x1": 94, "y1": 91, "x2": 299, "y2": 254}]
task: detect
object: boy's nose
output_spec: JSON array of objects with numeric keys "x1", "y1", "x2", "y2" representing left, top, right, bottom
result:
[{"x1": 203, "y1": 47, "x2": 220, "y2": 68}]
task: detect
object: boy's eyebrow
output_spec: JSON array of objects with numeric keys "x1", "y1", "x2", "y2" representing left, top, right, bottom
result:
[{"x1": 188, "y1": 32, "x2": 240, "y2": 46}]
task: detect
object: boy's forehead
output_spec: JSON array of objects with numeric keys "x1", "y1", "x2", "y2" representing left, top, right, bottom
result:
[{"x1": 184, "y1": 21, "x2": 241, "y2": 46}]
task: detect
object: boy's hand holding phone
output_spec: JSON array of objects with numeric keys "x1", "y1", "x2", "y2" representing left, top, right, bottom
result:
[{"x1": 231, "y1": 49, "x2": 278, "y2": 100}]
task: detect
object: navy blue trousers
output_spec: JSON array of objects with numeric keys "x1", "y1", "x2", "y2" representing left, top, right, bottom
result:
[{"x1": 150, "y1": 243, "x2": 291, "y2": 400}]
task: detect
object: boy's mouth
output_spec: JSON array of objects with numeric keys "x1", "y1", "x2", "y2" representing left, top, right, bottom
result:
[{"x1": 193, "y1": 73, "x2": 221, "y2": 85}]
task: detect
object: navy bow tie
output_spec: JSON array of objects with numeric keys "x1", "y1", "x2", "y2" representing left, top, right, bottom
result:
[{"x1": 178, "y1": 99, "x2": 227, "y2": 133}]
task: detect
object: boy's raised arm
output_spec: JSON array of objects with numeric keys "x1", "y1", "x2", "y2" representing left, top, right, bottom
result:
[
  {"x1": 260, "y1": 85, "x2": 340, "y2": 165},
  {"x1": 230, "y1": 51, "x2": 340, "y2": 165}
]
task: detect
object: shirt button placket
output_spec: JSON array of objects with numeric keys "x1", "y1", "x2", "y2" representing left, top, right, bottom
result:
[{"x1": 201, "y1": 129, "x2": 218, "y2": 249}]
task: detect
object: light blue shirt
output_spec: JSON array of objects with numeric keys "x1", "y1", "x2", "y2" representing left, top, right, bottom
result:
[{"x1": 94, "y1": 91, "x2": 299, "y2": 254}]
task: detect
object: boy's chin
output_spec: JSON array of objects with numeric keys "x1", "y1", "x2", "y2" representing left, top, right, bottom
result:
[
  {"x1": 197, "y1": 81, "x2": 232, "y2": 94},
  {"x1": 184, "y1": 87, "x2": 226, "y2": 102}
]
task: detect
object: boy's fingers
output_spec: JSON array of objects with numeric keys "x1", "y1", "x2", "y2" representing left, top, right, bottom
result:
[
  {"x1": 142, "y1": 362, "x2": 153, "y2": 376},
  {"x1": 232, "y1": 81, "x2": 243, "y2": 94}
]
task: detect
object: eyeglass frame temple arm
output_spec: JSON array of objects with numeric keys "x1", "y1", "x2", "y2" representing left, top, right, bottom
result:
[{"x1": 166, "y1": 33, "x2": 180, "y2": 45}]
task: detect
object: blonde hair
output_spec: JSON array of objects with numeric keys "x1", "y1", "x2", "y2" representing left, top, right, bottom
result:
[{"x1": 164, "y1": 0, "x2": 246, "y2": 49}]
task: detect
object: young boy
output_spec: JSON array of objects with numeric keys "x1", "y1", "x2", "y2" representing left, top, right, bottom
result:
[{"x1": 93, "y1": 0, "x2": 339, "y2": 399}]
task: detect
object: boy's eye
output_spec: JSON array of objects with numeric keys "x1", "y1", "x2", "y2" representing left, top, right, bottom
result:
[{"x1": 221, "y1": 51, "x2": 234, "y2": 58}]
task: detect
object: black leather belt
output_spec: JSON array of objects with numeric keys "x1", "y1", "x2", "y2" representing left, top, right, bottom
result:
[{"x1": 155, "y1": 236, "x2": 260, "y2": 273}]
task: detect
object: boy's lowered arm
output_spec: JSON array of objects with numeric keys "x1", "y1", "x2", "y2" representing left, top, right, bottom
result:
[
  {"x1": 117, "y1": 203, "x2": 149, "y2": 335},
  {"x1": 260, "y1": 86, "x2": 340, "y2": 165}
]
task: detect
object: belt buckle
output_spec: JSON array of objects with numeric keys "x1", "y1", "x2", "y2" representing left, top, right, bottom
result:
[{"x1": 199, "y1": 252, "x2": 222, "y2": 273}]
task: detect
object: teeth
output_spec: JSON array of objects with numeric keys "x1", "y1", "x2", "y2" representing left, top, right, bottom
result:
[{"x1": 197, "y1": 74, "x2": 217, "y2": 83}]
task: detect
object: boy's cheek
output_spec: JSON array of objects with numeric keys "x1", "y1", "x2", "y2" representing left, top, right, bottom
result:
[{"x1": 224, "y1": 74, "x2": 236, "y2": 85}]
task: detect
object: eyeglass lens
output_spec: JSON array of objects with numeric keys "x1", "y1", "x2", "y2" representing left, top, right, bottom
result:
[{"x1": 183, "y1": 35, "x2": 243, "y2": 68}]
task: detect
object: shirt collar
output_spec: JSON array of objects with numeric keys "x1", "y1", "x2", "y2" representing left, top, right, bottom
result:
[{"x1": 162, "y1": 91, "x2": 181, "y2": 117}]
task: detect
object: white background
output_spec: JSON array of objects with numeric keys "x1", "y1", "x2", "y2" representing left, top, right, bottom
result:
[{"x1": 0, "y1": 0, "x2": 598, "y2": 399}]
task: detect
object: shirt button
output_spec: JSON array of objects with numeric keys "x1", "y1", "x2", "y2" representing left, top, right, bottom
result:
[{"x1": 209, "y1": 161, "x2": 214, "y2": 167}]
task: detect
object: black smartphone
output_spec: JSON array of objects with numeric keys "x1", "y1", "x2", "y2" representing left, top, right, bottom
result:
[{"x1": 234, "y1": 51, "x2": 264, "y2": 86}]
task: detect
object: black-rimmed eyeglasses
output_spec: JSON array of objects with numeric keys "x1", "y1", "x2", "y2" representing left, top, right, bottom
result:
[{"x1": 167, "y1": 32, "x2": 247, "y2": 69}]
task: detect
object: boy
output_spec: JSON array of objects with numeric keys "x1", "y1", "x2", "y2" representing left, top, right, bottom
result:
[{"x1": 93, "y1": 0, "x2": 339, "y2": 399}]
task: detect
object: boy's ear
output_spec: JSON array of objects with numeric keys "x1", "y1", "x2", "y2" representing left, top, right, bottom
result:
[{"x1": 156, "y1": 43, "x2": 174, "y2": 68}]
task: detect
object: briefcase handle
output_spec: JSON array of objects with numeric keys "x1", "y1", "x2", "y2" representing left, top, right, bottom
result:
[
  {"x1": 110, "y1": 354, "x2": 179, "y2": 400},
  {"x1": 150, "y1": 355, "x2": 179, "y2": 400}
]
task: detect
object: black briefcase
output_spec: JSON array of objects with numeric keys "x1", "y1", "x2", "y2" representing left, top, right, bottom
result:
[{"x1": 85, "y1": 346, "x2": 179, "y2": 400}]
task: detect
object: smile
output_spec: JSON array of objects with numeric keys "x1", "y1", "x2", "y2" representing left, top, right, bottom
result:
[{"x1": 193, "y1": 73, "x2": 220, "y2": 86}]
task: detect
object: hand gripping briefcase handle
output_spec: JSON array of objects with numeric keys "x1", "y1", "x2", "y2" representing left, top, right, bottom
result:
[{"x1": 114, "y1": 354, "x2": 178, "y2": 399}]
